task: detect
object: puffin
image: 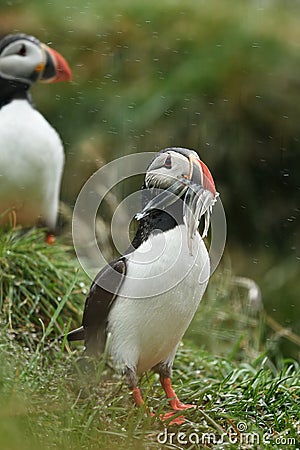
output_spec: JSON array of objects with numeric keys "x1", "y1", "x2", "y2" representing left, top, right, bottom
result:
[
  {"x1": 68, "y1": 147, "x2": 218, "y2": 424},
  {"x1": 0, "y1": 33, "x2": 72, "y2": 240}
]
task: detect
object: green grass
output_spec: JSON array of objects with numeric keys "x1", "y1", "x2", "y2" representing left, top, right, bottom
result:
[
  {"x1": 0, "y1": 337, "x2": 299, "y2": 450},
  {"x1": 0, "y1": 229, "x2": 299, "y2": 450},
  {"x1": 0, "y1": 226, "x2": 86, "y2": 344}
]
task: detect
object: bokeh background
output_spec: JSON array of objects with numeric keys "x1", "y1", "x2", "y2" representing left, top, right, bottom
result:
[{"x1": 1, "y1": 0, "x2": 299, "y2": 357}]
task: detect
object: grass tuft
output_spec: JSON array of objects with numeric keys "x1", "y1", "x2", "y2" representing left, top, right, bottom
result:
[{"x1": 0, "y1": 226, "x2": 87, "y2": 345}]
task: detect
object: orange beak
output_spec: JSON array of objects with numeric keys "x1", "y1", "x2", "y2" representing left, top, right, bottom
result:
[
  {"x1": 188, "y1": 154, "x2": 216, "y2": 196},
  {"x1": 39, "y1": 44, "x2": 72, "y2": 83},
  {"x1": 197, "y1": 158, "x2": 216, "y2": 196}
]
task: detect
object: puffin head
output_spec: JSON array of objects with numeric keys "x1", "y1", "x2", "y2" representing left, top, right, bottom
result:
[
  {"x1": 145, "y1": 147, "x2": 216, "y2": 194},
  {"x1": 0, "y1": 33, "x2": 72, "y2": 87},
  {"x1": 137, "y1": 147, "x2": 218, "y2": 253}
]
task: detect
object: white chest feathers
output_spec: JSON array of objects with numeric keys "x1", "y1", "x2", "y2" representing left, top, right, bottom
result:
[
  {"x1": 108, "y1": 224, "x2": 210, "y2": 375},
  {"x1": 0, "y1": 99, "x2": 64, "y2": 228}
]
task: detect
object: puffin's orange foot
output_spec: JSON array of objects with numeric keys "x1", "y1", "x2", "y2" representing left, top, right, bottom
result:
[
  {"x1": 159, "y1": 411, "x2": 186, "y2": 425},
  {"x1": 46, "y1": 233, "x2": 55, "y2": 245},
  {"x1": 160, "y1": 376, "x2": 197, "y2": 411},
  {"x1": 171, "y1": 399, "x2": 197, "y2": 411},
  {"x1": 131, "y1": 384, "x2": 194, "y2": 426},
  {"x1": 141, "y1": 407, "x2": 185, "y2": 426}
]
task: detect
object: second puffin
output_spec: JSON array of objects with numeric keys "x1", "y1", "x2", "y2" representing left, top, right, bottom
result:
[{"x1": 0, "y1": 33, "x2": 71, "y2": 237}]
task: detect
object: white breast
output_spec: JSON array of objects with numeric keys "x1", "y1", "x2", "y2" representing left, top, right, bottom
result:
[
  {"x1": 108, "y1": 224, "x2": 210, "y2": 375},
  {"x1": 0, "y1": 99, "x2": 64, "y2": 228}
]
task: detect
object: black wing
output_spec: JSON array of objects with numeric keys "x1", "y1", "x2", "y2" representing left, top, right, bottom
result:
[{"x1": 67, "y1": 257, "x2": 126, "y2": 356}]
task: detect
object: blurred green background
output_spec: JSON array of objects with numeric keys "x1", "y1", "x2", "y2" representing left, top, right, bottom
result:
[{"x1": 1, "y1": 0, "x2": 299, "y2": 357}]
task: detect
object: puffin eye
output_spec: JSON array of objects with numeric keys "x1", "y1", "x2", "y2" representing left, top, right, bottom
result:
[
  {"x1": 18, "y1": 44, "x2": 27, "y2": 56},
  {"x1": 164, "y1": 154, "x2": 172, "y2": 169}
]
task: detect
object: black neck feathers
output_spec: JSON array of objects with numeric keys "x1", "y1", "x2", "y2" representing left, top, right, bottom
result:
[
  {"x1": 0, "y1": 78, "x2": 30, "y2": 109},
  {"x1": 130, "y1": 199, "x2": 184, "y2": 251}
]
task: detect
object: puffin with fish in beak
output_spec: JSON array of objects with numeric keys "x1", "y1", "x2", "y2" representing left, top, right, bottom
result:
[
  {"x1": 0, "y1": 33, "x2": 72, "y2": 241},
  {"x1": 68, "y1": 147, "x2": 218, "y2": 424}
]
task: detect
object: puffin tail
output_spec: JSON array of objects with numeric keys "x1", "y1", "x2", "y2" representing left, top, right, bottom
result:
[{"x1": 67, "y1": 326, "x2": 85, "y2": 341}]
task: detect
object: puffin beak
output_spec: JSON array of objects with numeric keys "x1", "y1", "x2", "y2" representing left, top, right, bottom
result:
[
  {"x1": 39, "y1": 44, "x2": 72, "y2": 83},
  {"x1": 187, "y1": 154, "x2": 216, "y2": 196}
]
